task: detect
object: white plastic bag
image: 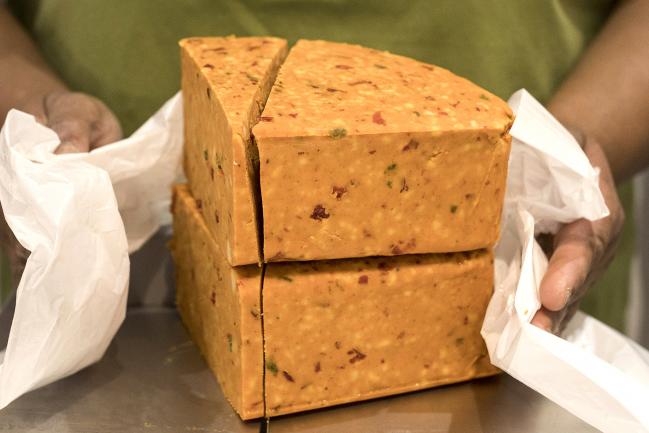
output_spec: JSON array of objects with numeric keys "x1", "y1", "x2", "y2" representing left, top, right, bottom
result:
[
  {"x1": 482, "y1": 89, "x2": 649, "y2": 433},
  {"x1": 0, "y1": 93, "x2": 182, "y2": 408}
]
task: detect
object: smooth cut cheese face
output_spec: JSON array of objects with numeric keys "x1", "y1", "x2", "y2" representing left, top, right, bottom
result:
[
  {"x1": 180, "y1": 36, "x2": 288, "y2": 266},
  {"x1": 254, "y1": 39, "x2": 512, "y2": 262}
]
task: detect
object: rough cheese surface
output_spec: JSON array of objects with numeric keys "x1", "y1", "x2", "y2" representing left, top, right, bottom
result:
[
  {"x1": 171, "y1": 184, "x2": 264, "y2": 419},
  {"x1": 254, "y1": 39, "x2": 513, "y2": 261},
  {"x1": 263, "y1": 249, "x2": 498, "y2": 416},
  {"x1": 181, "y1": 36, "x2": 288, "y2": 265}
]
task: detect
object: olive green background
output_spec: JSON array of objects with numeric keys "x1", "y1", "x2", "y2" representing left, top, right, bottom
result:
[{"x1": 2, "y1": 0, "x2": 632, "y2": 331}]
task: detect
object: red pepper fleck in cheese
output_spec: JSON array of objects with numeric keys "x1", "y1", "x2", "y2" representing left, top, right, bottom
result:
[
  {"x1": 180, "y1": 36, "x2": 288, "y2": 265},
  {"x1": 253, "y1": 40, "x2": 513, "y2": 262}
]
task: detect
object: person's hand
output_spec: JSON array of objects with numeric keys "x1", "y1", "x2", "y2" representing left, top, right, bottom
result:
[
  {"x1": 531, "y1": 133, "x2": 625, "y2": 334},
  {"x1": 0, "y1": 91, "x2": 122, "y2": 292},
  {"x1": 18, "y1": 91, "x2": 122, "y2": 154}
]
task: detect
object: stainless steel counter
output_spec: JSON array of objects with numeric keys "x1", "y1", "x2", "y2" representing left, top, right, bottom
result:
[{"x1": 0, "y1": 309, "x2": 599, "y2": 433}]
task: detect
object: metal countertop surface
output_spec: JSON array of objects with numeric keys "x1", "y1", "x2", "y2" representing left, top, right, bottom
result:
[{"x1": 0, "y1": 308, "x2": 599, "y2": 433}]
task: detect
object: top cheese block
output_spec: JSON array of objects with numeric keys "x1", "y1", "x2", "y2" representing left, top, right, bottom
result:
[
  {"x1": 253, "y1": 40, "x2": 513, "y2": 262},
  {"x1": 180, "y1": 36, "x2": 288, "y2": 265}
]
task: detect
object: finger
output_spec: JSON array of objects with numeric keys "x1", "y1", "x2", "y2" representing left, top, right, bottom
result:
[
  {"x1": 539, "y1": 219, "x2": 595, "y2": 311},
  {"x1": 44, "y1": 92, "x2": 95, "y2": 153},
  {"x1": 531, "y1": 307, "x2": 566, "y2": 334},
  {"x1": 54, "y1": 141, "x2": 88, "y2": 154},
  {"x1": 89, "y1": 103, "x2": 122, "y2": 149},
  {"x1": 51, "y1": 120, "x2": 92, "y2": 153}
]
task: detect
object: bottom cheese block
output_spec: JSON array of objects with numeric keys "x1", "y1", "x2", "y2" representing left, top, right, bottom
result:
[
  {"x1": 171, "y1": 184, "x2": 498, "y2": 419},
  {"x1": 263, "y1": 251, "x2": 498, "y2": 416},
  {"x1": 171, "y1": 184, "x2": 264, "y2": 419}
]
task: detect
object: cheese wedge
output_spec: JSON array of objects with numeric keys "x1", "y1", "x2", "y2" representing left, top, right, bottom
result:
[
  {"x1": 180, "y1": 36, "x2": 288, "y2": 265},
  {"x1": 254, "y1": 40, "x2": 512, "y2": 262}
]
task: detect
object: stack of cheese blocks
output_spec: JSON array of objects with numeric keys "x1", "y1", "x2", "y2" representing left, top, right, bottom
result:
[{"x1": 172, "y1": 36, "x2": 513, "y2": 419}]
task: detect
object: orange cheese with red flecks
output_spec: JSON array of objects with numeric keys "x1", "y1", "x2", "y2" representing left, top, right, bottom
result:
[
  {"x1": 181, "y1": 36, "x2": 288, "y2": 265},
  {"x1": 172, "y1": 184, "x2": 497, "y2": 419},
  {"x1": 254, "y1": 40, "x2": 512, "y2": 262}
]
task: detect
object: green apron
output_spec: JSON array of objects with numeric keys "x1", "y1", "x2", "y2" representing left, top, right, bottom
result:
[{"x1": 5, "y1": 0, "x2": 631, "y2": 330}]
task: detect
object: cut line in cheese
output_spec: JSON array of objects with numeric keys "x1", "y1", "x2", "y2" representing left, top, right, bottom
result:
[{"x1": 171, "y1": 184, "x2": 498, "y2": 419}]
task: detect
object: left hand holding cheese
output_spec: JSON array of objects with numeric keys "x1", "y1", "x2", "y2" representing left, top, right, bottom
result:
[
  {"x1": 0, "y1": 90, "x2": 122, "y2": 291},
  {"x1": 38, "y1": 91, "x2": 122, "y2": 154}
]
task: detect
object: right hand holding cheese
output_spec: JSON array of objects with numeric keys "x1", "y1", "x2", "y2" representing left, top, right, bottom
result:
[{"x1": 533, "y1": 134, "x2": 624, "y2": 334}]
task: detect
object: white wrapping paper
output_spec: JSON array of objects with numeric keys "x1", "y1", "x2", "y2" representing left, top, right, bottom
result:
[
  {"x1": 0, "y1": 89, "x2": 647, "y2": 432},
  {"x1": 0, "y1": 93, "x2": 182, "y2": 408},
  {"x1": 482, "y1": 89, "x2": 649, "y2": 433}
]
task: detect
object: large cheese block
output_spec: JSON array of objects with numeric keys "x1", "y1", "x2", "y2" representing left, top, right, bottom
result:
[
  {"x1": 254, "y1": 40, "x2": 513, "y2": 262},
  {"x1": 263, "y1": 250, "x2": 497, "y2": 416},
  {"x1": 171, "y1": 184, "x2": 497, "y2": 419},
  {"x1": 180, "y1": 36, "x2": 288, "y2": 265},
  {"x1": 171, "y1": 184, "x2": 264, "y2": 419}
]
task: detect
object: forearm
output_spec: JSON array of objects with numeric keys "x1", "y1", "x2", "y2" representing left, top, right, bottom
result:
[
  {"x1": 0, "y1": 5, "x2": 67, "y2": 123},
  {"x1": 548, "y1": 0, "x2": 649, "y2": 183}
]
